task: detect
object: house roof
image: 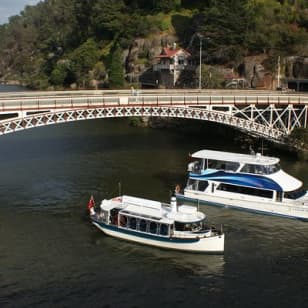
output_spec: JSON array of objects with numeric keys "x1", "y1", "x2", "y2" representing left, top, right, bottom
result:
[{"x1": 156, "y1": 47, "x2": 191, "y2": 59}]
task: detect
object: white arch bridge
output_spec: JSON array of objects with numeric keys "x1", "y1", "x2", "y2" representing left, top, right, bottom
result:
[{"x1": 0, "y1": 89, "x2": 307, "y2": 143}]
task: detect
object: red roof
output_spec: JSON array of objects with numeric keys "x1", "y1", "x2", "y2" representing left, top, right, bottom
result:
[{"x1": 157, "y1": 47, "x2": 191, "y2": 58}]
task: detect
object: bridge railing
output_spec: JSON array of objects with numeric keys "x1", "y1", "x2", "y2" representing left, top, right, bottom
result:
[{"x1": 0, "y1": 93, "x2": 307, "y2": 113}]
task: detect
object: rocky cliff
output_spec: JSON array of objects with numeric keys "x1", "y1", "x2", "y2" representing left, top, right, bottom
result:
[{"x1": 123, "y1": 35, "x2": 308, "y2": 90}]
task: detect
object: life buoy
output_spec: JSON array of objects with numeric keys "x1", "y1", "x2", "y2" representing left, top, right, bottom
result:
[{"x1": 175, "y1": 185, "x2": 181, "y2": 194}]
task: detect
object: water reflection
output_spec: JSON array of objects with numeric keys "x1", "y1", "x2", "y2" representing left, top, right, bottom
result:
[{"x1": 90, "y1": 229, "x2": 224, "y2": 277}]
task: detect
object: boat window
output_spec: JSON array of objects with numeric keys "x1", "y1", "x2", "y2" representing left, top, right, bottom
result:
[
  {"x1": 217, "y1": 183, "x2": 273, "y2": 198},
  {"x1": 130, "y1": 217, "x2": 137, "y2": 230},
  {"x1": 241, "y1": 164, "x2": 263, "y2": 174},
  {"x1": 160, "y1": 224, "x2": 169, "y2": 236},
  {"x1": 193, "y1": 160, "x2": 201, "y2": 172},
  {"x1": 191, "y1": 222, "x2": 202, "y2": 232},
  {"x1": 119, "y1": 215, "x2": 127, "y2": 227},
  {"x1": 240, "y1": 163, "x2": 281, "y2": 175},
  {"x1": 181, "y1": 223, "x2": 202, "y2": 232},
  {"x1": 139, "y1": 219, "x2": 147, "y2": 232},
  {"x1": 198, "y1": 181, "x2": 208, "y2": 191},
  {"x1": 187, "y1": 179, "x2": 198, "y2": 190},
  {"x1": 175, "y1": 221, "x2": 207, "y2": 232},
  {"x1": 174, "y1": 221, "x2": 185, "y2": 231},
  {"x1": 99, "y1": 210, "x2": 109, "y2": 223},
  {"x1": 188, "y1": 159, "x2": 202, "y2": 173},
  {"x1": 149, "y1": 222, "x2": 158, "y2": 234},
  {"x1": 266, "y1": 163, "x2": 280, "y2": 174},
  {"x1": 284, "y1": 188, "x2": 306, "y2": 200},
  {"x1": 208, "y1": 159, "x2": 239, "y2": 171},
  {"x1": 276, "y1": 191, "x2": 283, "y2": 202}
]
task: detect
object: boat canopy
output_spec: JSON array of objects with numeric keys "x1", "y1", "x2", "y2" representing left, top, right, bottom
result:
[
  {"x1": 122, "y1": 195, "x2": 162, "y2": 210},
  {"x1": 267, "y1": 170, "x2": 302, "y2": 192},
  {"x1": 120, "y1": 195, "x2": 173, "y2": 224},
  {"x1": 121, "y1": 203, "x2": 163, "y2": 220},
  {"x1": 192, "y1": 149, "x2": 279, "y2": 165}
]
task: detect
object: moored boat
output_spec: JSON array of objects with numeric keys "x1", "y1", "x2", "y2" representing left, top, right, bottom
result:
[
  {"x1": 88, "y1": 195, "x2": 224, "y2": 253},
  {"x1": 176, "y1": 149, "x2": 308, "y2": 221}
]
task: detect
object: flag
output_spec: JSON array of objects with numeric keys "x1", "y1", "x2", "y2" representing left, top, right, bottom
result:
[{"x1": 87, "y1": 195, "x2": 95, "y2": 210}]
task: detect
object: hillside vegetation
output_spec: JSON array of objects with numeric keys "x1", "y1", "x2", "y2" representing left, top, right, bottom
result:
[{"x1": 0, "y1": 0, "x2": 307, "y2": 89}]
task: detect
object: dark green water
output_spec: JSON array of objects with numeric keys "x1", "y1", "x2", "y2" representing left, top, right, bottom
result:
[{"x1": 0, "y1": 86, "x2": 307, "y2": 307}]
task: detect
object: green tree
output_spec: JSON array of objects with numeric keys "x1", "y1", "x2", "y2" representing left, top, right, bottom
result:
[
  {"x1": 50, "y1": 63, "x2": 69, "y2": 86},
  {"x1": 90, "y1": 0, "x2": 125, "y2": 40},
  {"x1": 108, "y1": 44, "x2": 124, "y2": 88},
  {"x1": 192, "y1": 0, "x2": 250, "y2": 64},
  {"x1": 201, "y1": 65, "x2": 224, "y2": 88},
  {"x1": 69, "y1": 39, "x2": 100, "y2": 86}
]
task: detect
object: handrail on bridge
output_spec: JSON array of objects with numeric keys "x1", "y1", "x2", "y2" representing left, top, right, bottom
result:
[{"x1": 0, "y1": 91, "x2": 307, "y2": 113}]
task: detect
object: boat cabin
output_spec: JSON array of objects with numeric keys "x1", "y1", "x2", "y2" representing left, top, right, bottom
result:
[
  {"x1": 186, "y1": 149, "x2": 305, "y2": 202},
  {"x1": 98, "y1": 195, "x2": 208, "y2": 237},
  {"x1": 188, "y1": 150, "x2": 281, "y2": 175}
]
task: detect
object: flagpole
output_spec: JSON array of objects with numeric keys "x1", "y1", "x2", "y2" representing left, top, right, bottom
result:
[{"x1": 118, "y1": 182, "x2": 122, "y2": 196}]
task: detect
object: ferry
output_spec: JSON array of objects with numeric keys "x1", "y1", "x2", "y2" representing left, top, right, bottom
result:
[
  {"x1": 88, "y1": 195, "x2": 224, "y2": 253},
  {"x1": 176, "y1": 149, "x2": 308, "y2": 221}
]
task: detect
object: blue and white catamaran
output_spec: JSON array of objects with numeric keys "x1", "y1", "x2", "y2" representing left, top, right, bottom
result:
[
  {"x1": 88, "y1": 195, "x2": 224, "y2": 253},
  {"x1": 176, "y1": 149, "x2": 308, "y2": 221}
]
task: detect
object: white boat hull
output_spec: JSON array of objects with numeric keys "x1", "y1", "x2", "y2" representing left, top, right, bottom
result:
[
  {"x1": 180, "y1": 190, "x2": 308, "y2": 221},
  {"x1": 92, "y1": 221, "x2": 224, "y2": 253}
]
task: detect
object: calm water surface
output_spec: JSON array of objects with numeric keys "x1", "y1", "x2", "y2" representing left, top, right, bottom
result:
[{"x1": 0, "y1": 86, "x2": 307, "y2": 307}]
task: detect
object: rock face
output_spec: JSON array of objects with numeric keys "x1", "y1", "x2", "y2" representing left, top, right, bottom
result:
[
  {"x1": 124, "y1": 34, "x2": 178, "y2": 85},
  {"x1": 130, "y1": 47, "x2": 277, "y2": 89},
  {"x1": 285, "y1": 56, "x2": 308, "y2": 79},
  {"x1": 123, "y1": 35, "x2": 308, "y2": 90}
]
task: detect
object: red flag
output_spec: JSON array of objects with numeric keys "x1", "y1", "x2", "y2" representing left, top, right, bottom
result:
[{"x1": 87, "y1": 195, "x2": 95, "y2": 210}]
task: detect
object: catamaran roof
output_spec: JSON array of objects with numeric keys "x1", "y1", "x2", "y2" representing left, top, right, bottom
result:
[
  {"x1": 192, "y1": 149, "x2": 279, "y2": 165},
  {"x1": 267, "y1": 170, "x2": 302, "y2": 191}
]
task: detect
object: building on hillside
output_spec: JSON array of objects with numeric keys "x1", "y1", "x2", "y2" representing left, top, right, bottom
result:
[{"x1": 152, "y1": 44, "x2": 192, "y2": 88}]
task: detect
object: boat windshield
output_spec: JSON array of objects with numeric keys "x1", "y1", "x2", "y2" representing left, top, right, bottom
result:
[
  {"x1": 174, "y1": 219, "x2": 208, "y2": 232},
  {"x1": 284, "y1": 188, "x2": 307, "y2": 200},
  {"x1": 207, "y1": 159, "x2": 239, "y2": 171},
  {"x1": 240, "y1": 163, "x2": 281, "y2": 175}
]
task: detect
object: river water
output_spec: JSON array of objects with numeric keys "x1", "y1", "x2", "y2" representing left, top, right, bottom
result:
[{"x1": 0, "y1": 86, "x2": 307, "y2": 307}]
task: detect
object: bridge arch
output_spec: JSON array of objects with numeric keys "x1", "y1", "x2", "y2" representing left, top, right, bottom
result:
[{"x1": 0, "y1": 106, "x2": 284, "y2": 140}]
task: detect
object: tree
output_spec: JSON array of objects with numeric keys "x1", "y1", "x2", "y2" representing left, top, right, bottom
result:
[
  {"x1": 192, "y1": 0, "x2": 250, "y2": 64},
  {"x1": 69, "y1": 39, "x2": 100, "y2": 87},
  {"x1": 90, "y1": 0, "x2": 125, "y2": 40},
  {"x1": 200, "y1": 65, "x2": 224, "y2": 88},
  {"x1": 108, "y1": 44, "x2": 124, "y2": 88}
]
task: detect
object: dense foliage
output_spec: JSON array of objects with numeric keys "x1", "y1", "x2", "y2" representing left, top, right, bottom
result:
[{"x1": 0, "y1": 0, "x2": 307, "y2": 89}]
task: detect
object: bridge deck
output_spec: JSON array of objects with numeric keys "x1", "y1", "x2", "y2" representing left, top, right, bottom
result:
[{"x1": 0, "y1": 90, "x2": 307, "y2": 141}]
